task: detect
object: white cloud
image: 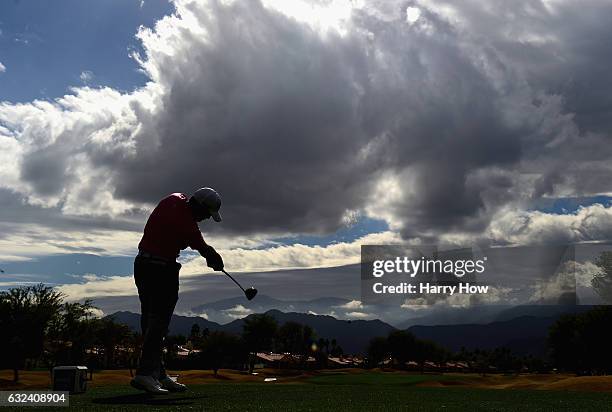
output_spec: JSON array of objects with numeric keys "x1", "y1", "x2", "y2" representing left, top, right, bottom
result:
[
  {"x1": 79, "y1": 70, "x2": 94, "y2": 83},
  {"x1": 345, "y1": 311, "x2": 372, "y2": 319},
  {"x1": 87, "y1": 307, "x2": 105, "y2": 318},
  {"x1": 0, "y1": 62, "x2": 5, "y2": 73},
  {"x1": 308, "y1": 310, "x2": 337, "y2": 317},
  {"x1": 430, "y1": 203, "x2": 612, "y2": 248},
  {"x1": 0, "y1": 217, "x2": 285, "y2": 261},
  {"x1": 486, "y1": 204, "x2": 612, "y2": 246},
  {"x1": 262, "y1": 0, "x2": 354, "y2": 35},
  {"x1": 180, "y1": 231, "x2": 402, "y2": 275},
  {"x1": 336, "y1": 300, "x2": 363, "y2": 310},
  {"x1": 176, "y1": 310, "x2": 209, "y2": 319},
  {"x1": 223, "y1": 304, "x2": 253, "y2": 319},
  {"x1": 406, "y1": 7, "x2": 421, "y2": 24},
  {"x1": 56, "y1": 275, "x2": 136, "y2": 301},
  {"x1": 0, "y1": 224, "x2": 143, "y2": 258},
  {"x1": 0, "y1": 281, "x2": 42, "y2": 287}
]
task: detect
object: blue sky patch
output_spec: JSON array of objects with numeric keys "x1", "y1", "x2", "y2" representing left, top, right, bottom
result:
[
  {"x1": 270, "y1": 217, "x2": 389, "y2": 247},
  {"x1": 532, "y1": 196, "x2": 612, "y2": 215},
  {"x1": 0, "y1": 0, "x2": 173, "y2": 102}
]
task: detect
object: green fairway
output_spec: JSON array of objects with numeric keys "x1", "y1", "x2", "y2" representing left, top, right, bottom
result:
[
  {"x1": 305, "y1": 371, "x2": 467, "y2": 385},
  {"x1": 21, "y1": 373, "x2": 612, "y2": 412}
]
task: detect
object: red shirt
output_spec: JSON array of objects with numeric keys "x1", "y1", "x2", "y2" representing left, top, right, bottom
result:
[{"x1": 138, "y1": 193, "x2": 207, "y2": 260}]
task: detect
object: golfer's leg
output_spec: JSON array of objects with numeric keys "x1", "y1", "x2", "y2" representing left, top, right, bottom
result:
[
  {"x1": 140, "y1": 297, "x2": 149, "y2": 338},
  {"x1": 158, "y1": 306, "x2": 176, "y2": 379},
  {"x1": 137, "y1": 299, "x2": 167, "y2": 377},
  {"x1": 135, "y1": 262, "x2": 150, "y2": 339},
  {"x1": 134, "y1": 258, "x2": 153, "y2": 376},
  {"x1": 158, "y1": 264, "x2": 180, "y2": 380},
  {"x1": 135, "y1": 262, "x2": 166, "y2": 378}
]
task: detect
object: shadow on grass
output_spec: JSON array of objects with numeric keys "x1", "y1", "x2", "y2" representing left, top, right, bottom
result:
[{"x1": 92, "y1": 392, "x2": 207, "y2": 406}]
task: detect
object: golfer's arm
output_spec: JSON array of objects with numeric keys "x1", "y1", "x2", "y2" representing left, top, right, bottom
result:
[
  {"x1": 197, "y1": 245, "x2": 210, "y2": 257},
  {"x1": 185, "y1": 220, "x2": 209, "y2": 255},
  {"x1": 195, "y1": 240, "x2": 210, "y2": 257}
]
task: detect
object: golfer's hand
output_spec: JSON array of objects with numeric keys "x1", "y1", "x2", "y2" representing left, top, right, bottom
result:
[{"x1": 202, "y1": 245, "x2": 224, "y2": 271}]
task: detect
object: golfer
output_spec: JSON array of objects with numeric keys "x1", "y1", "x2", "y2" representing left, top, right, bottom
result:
[{"x1": 130, "y1": 187, "x2": 224, "y2": 394}]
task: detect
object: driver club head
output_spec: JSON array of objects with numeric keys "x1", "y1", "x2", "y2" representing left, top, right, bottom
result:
[{"x1": 245, "y1": 287, "x2": 258, "y2": 301}]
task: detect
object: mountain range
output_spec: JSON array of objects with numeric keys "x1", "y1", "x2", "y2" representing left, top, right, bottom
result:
[
  {"x1": 109, "y1": 309, "x2": 394, "y2": 354},
  {"x1": 108, "y1": 304, "x2": 590, "y2": 355}
]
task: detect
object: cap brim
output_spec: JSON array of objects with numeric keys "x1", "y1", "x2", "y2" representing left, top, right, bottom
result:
[{"x1": 211, "y1": 211, "x2": 222, "y2": 222}]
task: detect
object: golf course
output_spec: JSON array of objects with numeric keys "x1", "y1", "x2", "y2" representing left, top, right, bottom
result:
[{"x1": 3, "y1": 369, "x2": 612, "y2": 411}]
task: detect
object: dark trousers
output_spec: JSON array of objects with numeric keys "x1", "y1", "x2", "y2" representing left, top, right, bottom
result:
[{"x1": 133, "y1": 256, "x2": 181, "y2": 379}]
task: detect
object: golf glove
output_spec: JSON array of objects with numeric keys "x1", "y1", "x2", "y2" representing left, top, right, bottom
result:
[{"x1": 202, "y1": 245, "x2": 224, "y2": 271}]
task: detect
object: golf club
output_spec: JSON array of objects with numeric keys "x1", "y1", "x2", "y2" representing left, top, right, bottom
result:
[{"x1": 221, "y1": 269, "x2": 258, "y2": 300}]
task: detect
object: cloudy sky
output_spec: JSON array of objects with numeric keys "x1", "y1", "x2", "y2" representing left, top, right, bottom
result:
[{"x1": 0, "y1": 0, "x2": 611, "y2": 322}]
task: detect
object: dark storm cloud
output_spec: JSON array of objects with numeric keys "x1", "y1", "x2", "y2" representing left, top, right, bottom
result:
[
  {"x1": 422, "y1": 0, "x2": 612, "y2": 196},
  {"x1": 106, "y1": 0, "x2": 379, "y2": 235},
  {"x1": 1, "y1": 0, "x2": 611, "y2": 242}
]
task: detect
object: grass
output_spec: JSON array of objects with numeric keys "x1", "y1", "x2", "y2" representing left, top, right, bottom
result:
[
  {"x1": 306, "y1": 370, "x2": 467, "y2": 385},
  {"x1": 6, "y1": 371, "x2": 612, "y2": 411}
]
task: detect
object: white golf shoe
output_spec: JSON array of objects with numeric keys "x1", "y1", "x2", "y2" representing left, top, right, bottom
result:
[
  {"x1": 130, "y1": 375, "x2": 169, "y2": 394},
  {"x1": 159, "y1": 376, "x2": 188, "y2": 392}
]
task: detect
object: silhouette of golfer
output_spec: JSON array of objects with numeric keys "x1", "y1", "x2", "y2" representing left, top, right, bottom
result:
[{"x1": 131, "y1": 188, "x2": 223, "y2": 394}]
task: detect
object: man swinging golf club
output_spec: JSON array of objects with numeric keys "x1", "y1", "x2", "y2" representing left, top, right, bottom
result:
[{"x1": 131, "y1": 187, "x2": 224, "y2": 394}]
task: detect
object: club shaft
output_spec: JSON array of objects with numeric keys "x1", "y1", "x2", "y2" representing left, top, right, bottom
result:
[{"x1": 222, "y1": 269, "x2": 246, "y2": 293}]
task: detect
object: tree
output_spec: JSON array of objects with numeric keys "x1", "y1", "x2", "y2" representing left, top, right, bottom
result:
[
  {"x1": 277, "y1": 322, "x2": 313, "y2": 355},
  {"x1": 386, "y1": 330, "x2": 417, "y2": 367},
  {"x1": 592, "y1": 251, "x2": 612, "y2": 303},
  {"x1": 47, "y1": 300, "x2": 99, "y2": 367},
  {"x1": 198, "y1": 331, "x2": 246, "y2": 376},
  {"x1": 329, "y1": 338, "x2": 344, "y2": 357},
  {"x1": 367, "y1": 337, "x2": 388, "y2": 367},
  {"x1": 330, "y1": 343, "x2": 344, "y2": 357},
  {"x1": 190, "y1": 324, "x2": 201, "y2": 340},
  {"x1": 414, "y1": 339, "x2": 447, "y2": 368},
  {"x1": 548, "y1": 306, "x2": 612, "y2": 374},
  {"x1": 94, "y1": 317, "x2": 132, "y2": 369},
  {"x1": 125, "y1": 332, "x2": 143, "y2": 377},
  {"x1": 242, "y1": 314, "x2": 278, "y2": 353},
  {"x1": 276, "y1": 322, "x2": 316, "y2": 367},
  {"x1": 0, "y1": 284, "x2": 63, "y2": 382}
]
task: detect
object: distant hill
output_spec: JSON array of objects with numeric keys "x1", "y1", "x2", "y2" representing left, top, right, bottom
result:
[
  {"x1": 107, "y1": 309, "x2": 395, "y2": 354},
  {"x1": 190, "y1": 295, "x2": 288, "y2": 312},
  {"x1": 408, "y1": 315, "x2": 557, "y2": 356},
  {"x1": 189, "y1": 295, "x2": 352, "y2": 324},
  {"x1": 191, "y1": 295, "x2": 351, "y2": 312},
  {"x1": 222, "y1": 309, "x2": 396, "y2": 354},
  {"x1": 493, "y1": 305, "x2": 594, "y2": 322},
  {"x1": 397, "y1": 304, "x2": 594, "y2": 329},
  {"x1": 395, "y1": 305, "x2": 509, "y2": 329},
  {"x1": 108, "y1": 311, "x2": 222, "y2": 336}
]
